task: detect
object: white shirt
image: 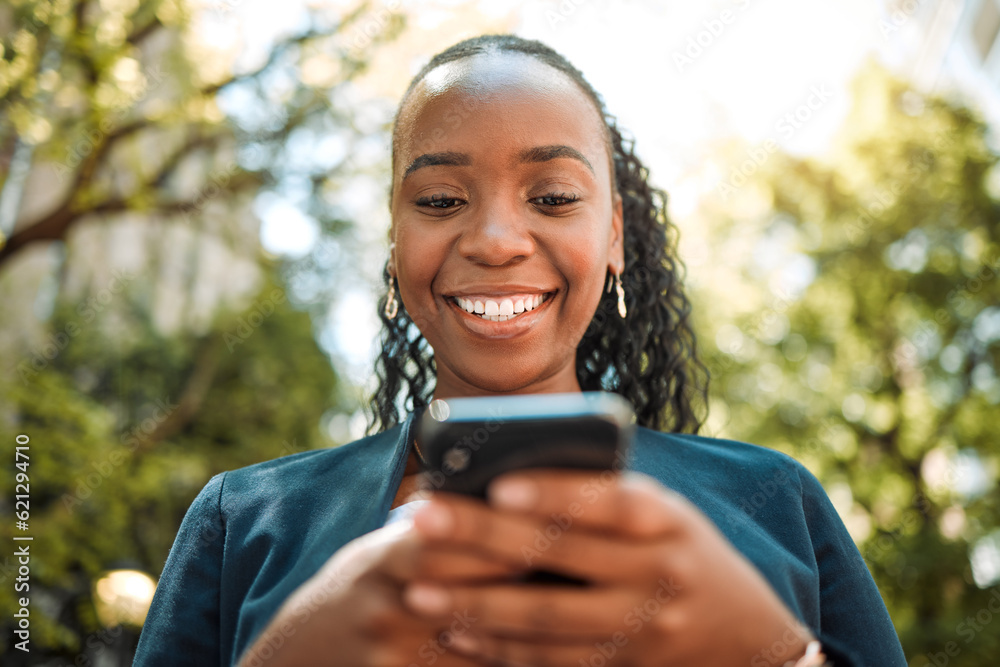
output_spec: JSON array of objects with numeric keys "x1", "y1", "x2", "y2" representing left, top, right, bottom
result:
[{"x1": 383, "y1": 499, "x2": 430, "y2": 527}]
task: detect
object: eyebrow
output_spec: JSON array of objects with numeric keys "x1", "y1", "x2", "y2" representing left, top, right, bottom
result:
[
  {"x1": 402, "y1": 151, "x2": 472, "y2": 179},
  {"x1": 518, "y1": 145, "x2": 594, "y2": 174},
  {"x1": 401, "y1": 144, "x2": 594, "y2": 181}
]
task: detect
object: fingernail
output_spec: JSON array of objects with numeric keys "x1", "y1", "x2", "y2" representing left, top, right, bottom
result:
[
  {"x1": 490, "y1": 477, "x2": 538, "y2": 510},
  {"x1": 450, "y1": 632, "x2": 479, "y2": 653},
  {"x1": 405, "y1": 583, "x2": 452, "y2": 615},
  {"x1": 414, "y1": 502, "x2": 453, "y2": 536}
]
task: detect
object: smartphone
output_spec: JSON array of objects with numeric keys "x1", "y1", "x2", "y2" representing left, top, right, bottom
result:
[
  {"x1": 415, "y1": 391, "x2": 635, "y2": 586},
  {"x1": 415, "y1": 391, "x2": 635, "y2": 498}
]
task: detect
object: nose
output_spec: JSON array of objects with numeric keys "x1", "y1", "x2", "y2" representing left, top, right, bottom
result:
[{"x1": 456, "y1": 193, "x2": 535, "y2": 266}]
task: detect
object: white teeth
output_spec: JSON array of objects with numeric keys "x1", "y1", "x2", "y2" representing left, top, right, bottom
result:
[{"x1": 452, "y1": 293, "x2": 551, "y2": 321}]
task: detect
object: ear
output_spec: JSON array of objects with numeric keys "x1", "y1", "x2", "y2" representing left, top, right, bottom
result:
[{"x1": 607, "y1": 191, "x2": 625, "y2": 275}]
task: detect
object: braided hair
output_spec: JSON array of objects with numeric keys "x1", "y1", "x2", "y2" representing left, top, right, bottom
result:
[{"x1": 368, "y1": 34, "x2": 708, "y2": 435}]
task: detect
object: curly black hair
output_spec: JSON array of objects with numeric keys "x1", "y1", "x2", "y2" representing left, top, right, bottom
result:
[{"x1": 368, "y1": 34, "x2": 708, "y2": 435}]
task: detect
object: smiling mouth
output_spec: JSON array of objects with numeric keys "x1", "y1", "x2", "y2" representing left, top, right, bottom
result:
[{"x1": 448, "y1": 292, "x2": 556, "y2": 322}]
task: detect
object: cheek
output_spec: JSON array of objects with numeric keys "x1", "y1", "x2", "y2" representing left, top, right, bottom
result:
[
  {"x1": 559, "y1": 228, "x2": 608, "y2": 293},
  {"x1": 394, "y1": 224, "x2": 446, "y2": 303},
  {"x1": 554, "y1": 240, "x2": 609, "y2": 336}
]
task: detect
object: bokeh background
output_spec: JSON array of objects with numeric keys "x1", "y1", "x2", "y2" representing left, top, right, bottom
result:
[{"x1": 1, "y1": 0, "x2": 998, "y2": 664}]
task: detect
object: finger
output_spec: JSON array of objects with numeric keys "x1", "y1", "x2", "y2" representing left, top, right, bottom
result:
[
  {"x1": 411, "y1": 493, "x2": 686, "y2": 585},
  {"x1": 378, "y1": 523, "x2": 525, "y2": 584},
  {"x1": 448, "y1": 631, "x2": 626, "y2": 667},
  {"x1": 402, "y1": 581, "x2": 653, "y2": 641},
  {"x1": 485, "y1": 468, "x2": 695, "y2": 537},
  {"x1": 350, "y1": 574, "x2": 514, "y2": 667},
  {"x1": 363, "y1": 576, "x2": 518, "y2": 667},
  {"x1": 367, "y1": 630, "x2": 488, "y2": 667},
  {"x1": 421, "y1": 649, "x2": 486, "y2": 667}
]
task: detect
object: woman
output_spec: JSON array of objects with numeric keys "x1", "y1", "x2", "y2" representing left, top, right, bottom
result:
[{"x1": 134, "y1": 35, "x2": 908, "y2": 666}]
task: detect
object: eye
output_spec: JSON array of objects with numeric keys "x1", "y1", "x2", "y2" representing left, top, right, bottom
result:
[
  {"x1": 530, "y1": 192, "x2": 581, "y2": 208},
  {"x1": 416, "y1": 193, "x2": 464, "y2": 210}
]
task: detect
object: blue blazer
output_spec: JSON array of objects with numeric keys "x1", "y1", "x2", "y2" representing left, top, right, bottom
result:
[{"x1": 134, "y1": 411, "x2": 907, "y2": 665}]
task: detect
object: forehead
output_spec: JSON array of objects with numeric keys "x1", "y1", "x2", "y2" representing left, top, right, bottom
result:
[{"x1": 393, "y1": 52, "x2": 608, "y2": 166}]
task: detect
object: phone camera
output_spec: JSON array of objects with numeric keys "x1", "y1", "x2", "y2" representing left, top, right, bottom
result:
[{"x1": 442, "y1": 446, "x2": 471, "y2": 472}]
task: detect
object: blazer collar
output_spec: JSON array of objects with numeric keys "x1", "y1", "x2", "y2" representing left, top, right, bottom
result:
[{"x1": 373, "y1": 407, "x2": 425, "y2": 526}]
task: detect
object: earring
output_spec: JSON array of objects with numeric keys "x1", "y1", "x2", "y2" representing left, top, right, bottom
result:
[
  {"x1": 384, "y1": 276, "x2": 399, "y2": 319},
  {"x1": 614, "y1": 273, "x2": 626, "y2": 319}
]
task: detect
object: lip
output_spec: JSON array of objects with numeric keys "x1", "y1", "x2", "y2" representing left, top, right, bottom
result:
[{"x1": 444, "y1": 290, "x2": 556, "y2": 340}]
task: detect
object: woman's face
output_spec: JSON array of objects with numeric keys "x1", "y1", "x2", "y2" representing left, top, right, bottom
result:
[{"x1": 390, "y1": 52, "x2": 623, "y2": 399}]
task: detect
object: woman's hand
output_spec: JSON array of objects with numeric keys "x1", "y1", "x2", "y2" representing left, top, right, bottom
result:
[
  {"x1": 403, "y1": 470, "x2": 816, "y2": 667},
  {"x1": 237, "y1": 517, "x2": 526, "y2": 667}
]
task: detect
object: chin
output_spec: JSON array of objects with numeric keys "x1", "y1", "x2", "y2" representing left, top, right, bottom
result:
[{"x1": 456, "y1": 358, "x2": 568, "y2": 395}]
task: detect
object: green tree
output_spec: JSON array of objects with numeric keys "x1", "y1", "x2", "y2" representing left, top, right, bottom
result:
[
  {"x1": 0, "y1": 265, "x2": 343, "y2": 661},
  {"x1": 695, "y1": 63, "x2": 1000, "y2": 663},
  {"x1": 0, "y1": 0, "x2": 405, "y2": 661},
  {"x1": 0, "y1": 0, "x2": 402, "y2": 267}
]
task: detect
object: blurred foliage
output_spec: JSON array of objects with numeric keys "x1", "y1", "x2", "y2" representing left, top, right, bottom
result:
[
  {"x1": 3, "y1": 0, "x2": 999, "y2": 662},
  {"x1": 0, "y1": 0, "x2": 402, "y2": 273},
  {"x1": 0, "y1": 0, "x2": 261, "y2": 263},
  {"x1": 695, "y1": 64, "x2": 1000, "y2": 662},
  {"x1": 0, "y1": 0, "x2": 404, "y2": 662},
  {"x1": 0, "y1": 266, "x2": 341, "y2": 661}
]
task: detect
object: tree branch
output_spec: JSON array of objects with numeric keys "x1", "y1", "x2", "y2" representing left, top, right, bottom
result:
[
  {"x1": 138, "y1": 332, "x2": 226, "y2": 451},
  {"x1": 127, "y1": 15, "x2": 164, "y2": 46},
  {"x1": 0, "y1": 7, "x2": 361, "y2": 268},
  {"x1": 72, "y1": 118, "x2": 152, "y2": 194},
  {"x1": 0, "y1": 167, "x2": 260, "y2": 266},
  {"x1": 149, "y1": 130, "x2": 222, "y2": 190},
  {"x1": 200, "y1": 29, "x2": 325, "y2": 96},
  {"x1": 0, "y1": 117, "x2": 222, "y2": 261}
]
